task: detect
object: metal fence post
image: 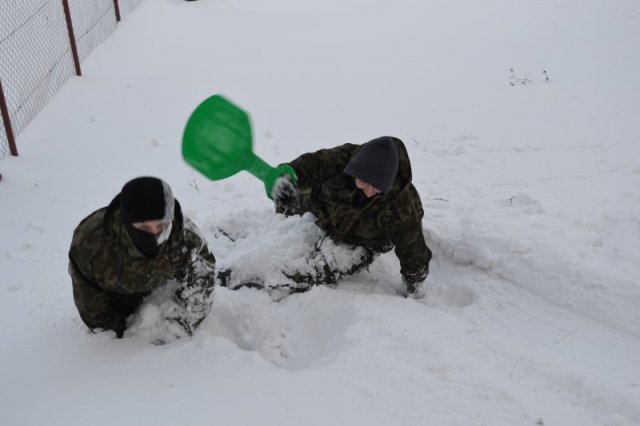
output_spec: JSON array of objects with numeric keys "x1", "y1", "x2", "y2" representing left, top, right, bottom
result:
[
  {"x1": 113, "y1": 0, "x2": 122, "y2": 22},
  {"x1": 0, "y1": 79, "x2": 18, "y2": 156},
  {"x1": 61, "y1": 0, "x2": 82, "y2": 76}
]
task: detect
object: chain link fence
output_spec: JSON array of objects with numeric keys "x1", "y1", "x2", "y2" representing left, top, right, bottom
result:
[
  {"x1": 70, "y1": 0, "x2": 117, "y2": 64},
  {"x1": 118, "y1": 0, "x2": 144, "y2": 18},
  {"x1": 0, "y1": 0, "x2": 145, "y2": 161}
]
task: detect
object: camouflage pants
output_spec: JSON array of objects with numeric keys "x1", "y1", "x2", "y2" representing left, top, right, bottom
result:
[
  {"x1": 218, "y1": 232, "x2": 381, "y2": 294},
  {"x1": 281, "y1": 234, "x2": 380, "y2": 289}
]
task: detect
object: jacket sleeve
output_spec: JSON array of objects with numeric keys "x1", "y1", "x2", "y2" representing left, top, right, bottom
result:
[
  {"x1": 69, "y1": 256, "x2": 126, "y2": 335},
  {"x1": 387, "y1": 193, "x2": 432, "y2": 285},
  {"x1": 289, "y1": 143, "x2": 358, "y2": 190},
  {"x1": 169, "y1": 220, "x2": 216, "y2": 335},
  {"x1": 391, "y1": 221, "x2": 432, "y2": 285}
]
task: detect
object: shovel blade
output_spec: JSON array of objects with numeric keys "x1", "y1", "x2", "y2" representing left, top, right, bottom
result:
[{"x1": 182, "y1": 95, "x2": 253, "y2": 180}]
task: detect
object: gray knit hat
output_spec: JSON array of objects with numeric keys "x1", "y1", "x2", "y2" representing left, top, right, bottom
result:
[{"x1": 344, "y1": 137, "x2": 399, "y2": 193}]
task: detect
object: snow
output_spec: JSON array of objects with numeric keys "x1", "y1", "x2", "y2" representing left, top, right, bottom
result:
[{"x1": 1, "y1": 0, "x2": 639, "y2": 424}]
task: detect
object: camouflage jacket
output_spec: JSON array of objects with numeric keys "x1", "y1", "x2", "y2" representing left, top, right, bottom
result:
[
  {"x1": 287, "y1": 137, "x2": 431, "y2": 284},
  {"x1": 68, "y1": 195, "x2": 215, "y2": 335}
]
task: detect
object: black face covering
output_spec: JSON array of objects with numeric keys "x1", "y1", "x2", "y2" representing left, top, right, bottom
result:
[
  {"x1": 119, "y1": 177, "x2": 175, "y2": 259},
  {"x1": 124, "y1": 221, "x2": 164, "y2": 258}
]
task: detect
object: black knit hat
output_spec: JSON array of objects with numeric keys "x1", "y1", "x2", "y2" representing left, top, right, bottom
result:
[
  {"x1": 120, "y1": 177, "x2": 175, "y2": 224},
  {"x1": 344, "y1": 137, "x2": 399, "y2": 193}
]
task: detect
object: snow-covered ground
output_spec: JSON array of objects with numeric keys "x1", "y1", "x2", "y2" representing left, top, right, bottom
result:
[{"x1": 1, "y1": 0, "x2": 639, "y2": 424}]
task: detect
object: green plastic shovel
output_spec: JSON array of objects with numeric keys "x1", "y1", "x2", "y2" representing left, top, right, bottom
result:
[{"x1": 182, "y1": 95, "x2": 296, "y2": 199}]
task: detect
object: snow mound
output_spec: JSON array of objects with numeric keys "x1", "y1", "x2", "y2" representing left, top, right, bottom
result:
[{"x1": 208, "y1": 286, "x2": 355, "y2": 370}]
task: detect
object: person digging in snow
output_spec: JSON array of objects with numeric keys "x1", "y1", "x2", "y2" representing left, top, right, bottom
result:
[
  {"x1": 220, "y1": 136, "x2": 431, "y2": 299},
  {"x1": 68, "y1": 176, "x2": 216, "y2": 339}
]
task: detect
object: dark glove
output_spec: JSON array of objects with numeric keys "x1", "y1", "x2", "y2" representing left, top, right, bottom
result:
[
  {"x1": 271, "y1": 174, "x2": 299, "y2": 214},
  {"x1": 404, "y1": 279, "x2": 426, "y2": 299},
  {"x1": 402, "y1": 268, "x2": 428, "y2": 299}
]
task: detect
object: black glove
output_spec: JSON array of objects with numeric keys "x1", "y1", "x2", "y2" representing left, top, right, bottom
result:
[
  {"x1": 402, "y1": 268, "x2": 428, "y2": 299},
  {"x1": 271, "y1": 174, "x2": 299, "y2": 214},
  {"x1": 404, "y1": 279, "x2": 426, "y2": 299}
]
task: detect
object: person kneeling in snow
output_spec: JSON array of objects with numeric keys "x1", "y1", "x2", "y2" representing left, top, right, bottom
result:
[
  {"x1": 221, "y1": 136, "x2": 431, "y2": 299},
  {"x1": 68, "y1": 177, "x2": 216, "y2": 340}
]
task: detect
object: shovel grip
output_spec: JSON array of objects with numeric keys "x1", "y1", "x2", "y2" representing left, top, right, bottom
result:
[{"x1": 245, "y1": 154, "x2": 297, "y2": 199}]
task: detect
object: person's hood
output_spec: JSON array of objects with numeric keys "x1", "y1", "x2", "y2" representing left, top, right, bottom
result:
[
  {"x1": 369, "y1": 136, "x2": 412, "y2": 195},
  {"x1": 344, "y1": 136, "x2": 400, "y2": 194}
]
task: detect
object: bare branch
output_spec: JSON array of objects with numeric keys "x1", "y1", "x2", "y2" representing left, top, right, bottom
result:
[{"x1": 509, "y1": 68, "x2": 533, "y2": 86}]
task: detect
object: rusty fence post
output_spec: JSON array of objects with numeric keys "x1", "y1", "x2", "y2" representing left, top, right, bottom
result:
[
  {"x1": 113, "y1": 0, "x2": 121, "y2": 22},
  {"x1": 0, "y1": 79, "x2": 18, "y2": 156},
  {"x1": 61, "y1": 0, "x2": 82, "y2": 76}
]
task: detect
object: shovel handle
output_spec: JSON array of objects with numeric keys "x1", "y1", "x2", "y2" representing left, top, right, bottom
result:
[{"x1": 245, "y1": 153, "x2": 297, "y2": 199}]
